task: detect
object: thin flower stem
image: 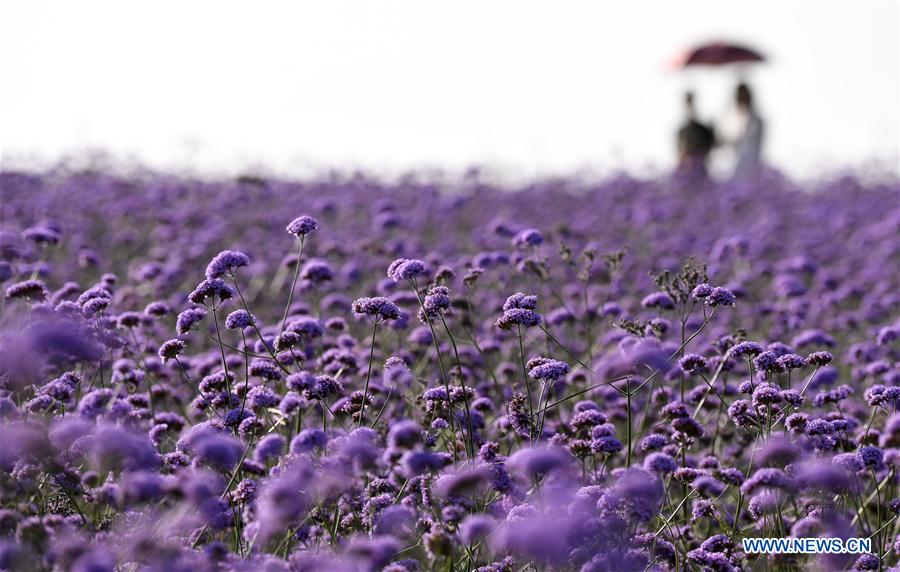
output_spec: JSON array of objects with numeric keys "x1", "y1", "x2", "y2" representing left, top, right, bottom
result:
[
  {"x1": 535, "y1": 375, "x2": 632, "y2": 415},
  {"x1": 632, "y1": 307, "x2": 719, "y2": 395},
  {"x1": 581, "y1": 285, "x2": 594, "y2": 360},
  {"x1": 517, "y1": 329, "x2": 535, "y2": 442},
  {"x1": 194, "y1": 329, "x2": 271, "y2": 360},
  {"x1": 321, "y1": 399, "x2": 349, "y2": 434},
  {"x1": 192, "y1": 437, "x2": 257, "y2": 549},
  {"x1": 280, "y1": 237, "x2": 305, "y2": 334},
  {"x1": 538, "y1": 324, "x2": 595, "y2": 374},
  {"x1": 536, "y1": 382, "x2": 554, "y2": 441},
  {"x1": 369, "y1": 385, "x2": 394, "y2": 428},
  {"x1": 852, "y1": 469, "x2": 894, "y2": 526},
  {"x1": 765, "y1": 366, "x2": 823, "y2": 430},
  {"x1": 869, "y1": 515, "x2": 898, "y2": 540},
  {"x1": 128, "y1": 329, "x2": 156, "y2": 419},
  {"x1": 225, "y1": 273, "x2": 293, "y2": 374},
  {"x1": 411, "y1": 279, "x2": 459, "y2": 461},
  {"x1": 211, "y1": 307, "x2": 232, "y2": 397},
  {"x1": 357, "y1": 321, "x2": 378, "y2": 428},
  {"x1": 238, "y1": 331, "x2": 250, "y2": 417},
  {"x1": 625, "y1": 377, "x2": 632, "y2": 467},
  {"x1": 655, "y1": 493, "x2": 694, "y2": 536},
  {"x1": 534, "y1": 382, "x2": 547, "y2": 443},
  {"x1": 440, "y1": 315, "x2": 476, "y2": 460},
  {"x1": 173, "y1": 357, "x2": 194, "y2": 385},
  {"x1": 459, "y1": 324, "x2": 501, "y2": 391}
]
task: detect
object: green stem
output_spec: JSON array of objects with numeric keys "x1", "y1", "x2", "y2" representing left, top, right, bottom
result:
[
  {"x1": 412, "y1": 279, "x2": 458, "y2": 461},
  {"x1": 280, "y1": 237, "x2": 305, "y2": 333},
  {"x1": 517, "y1": 330, "x2": 535, "y2": 442},
  {"x1": 211, "y1": 307, "x2": 232, "y2": 397},
  {"x1": 626, "y1": 379, "x2": 632, "y2": 467},
  {"x1": 538, "y1": 324, "x2": 594, "y2": 373},
  {"x1": 357, "y1": 322, "x2": 378, "y2": 427},
  {"x1": 440, "y1": 315, "x2": 476, "y2": 460}
]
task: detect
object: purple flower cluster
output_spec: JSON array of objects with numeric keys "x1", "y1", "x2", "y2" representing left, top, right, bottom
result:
[
  {"x1": 0, "y1": 170, "x2": 897, "y2": 571},
  {"x1": 352, "y1": 296, "x2": 401, "y2": 322},
  {"x1": 285, "y1": 215, "x2": 319, "y2": 238},
  {"x1": 496, "y1": 292, "x2": 542, "y2": 330}
]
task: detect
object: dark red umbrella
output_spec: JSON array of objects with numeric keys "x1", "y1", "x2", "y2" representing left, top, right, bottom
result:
[{"x1": 672, "y1": 41, "x2": 765, "y2": 68}]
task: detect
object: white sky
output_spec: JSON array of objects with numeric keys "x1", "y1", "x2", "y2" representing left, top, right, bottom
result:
[{"x1": 1, "y1": 0, "x2": 898, "y2": 179}]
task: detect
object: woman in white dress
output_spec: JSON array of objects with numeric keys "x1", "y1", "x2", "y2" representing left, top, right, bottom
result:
[{"x1": 730, "y1": 83, "x2": 764, "y2": 181}]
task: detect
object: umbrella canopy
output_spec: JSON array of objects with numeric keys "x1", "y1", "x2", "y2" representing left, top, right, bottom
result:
[{"x1": 673, "y1": 41, "x2": 765, "y2": 68}]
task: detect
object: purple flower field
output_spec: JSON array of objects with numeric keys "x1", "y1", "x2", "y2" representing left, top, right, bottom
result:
[{"x1": 0, "y1": 169, "x2": 898, "y2": 571}]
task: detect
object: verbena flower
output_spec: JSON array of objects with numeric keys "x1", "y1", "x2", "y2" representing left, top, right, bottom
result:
[
  {"x1": 352, "y1": 296, "x2": 401, "y2": 322},
  {"x1": 300, "y1": 259, "x2": 334, "y2": 283},
  {"x1": 157, "y1": 339, "x2": 185, "y2": 364},
  {"x1": 806, "y1": 351, "x2": 834, "y2": 366},
  {"x1": 225, "y1": 309, "x2": 255, "y2": 330},
  {"x1": 705, "y1": 287, "x2": 736, "y2": 307},
  {"x1": 496, "y1": 293, "x2": 542, "y2": 330},
  {"x1": 188, "y1": 278, "x2": 234, "y2": 307},
  {"x1": 643, "y1": 452, "x2": 677, "y2": 474},
  {"x1": 205, "y1": 250, "x2": 250, "y2": 279},
  {"x1": 641, "y1": 292, "x2": 675, "y2": 310},
  {"x1": 640, "y1": 434, "x2": 668, "y2": 451},
  {"x1": 176, "y1": 307, "x2": 208, "y2": 334},
  {"x1": 285, "y1": 316, "x2": 325, "y2": 338},
  {"x1": 507, "y1": 446, "x2": 571, "y2": 477},
  {"x1": 419, "y1": 285, "x2": 451, "y2": 321},
  {"x1": 291, "y1": 429, "x2": 328, "y2": 453},
  {"x1": 387, "y1": 258, "x2": 429, "y2": 282},
  {"x1": 22, "y1": 226, "x2": 60, "y2": 246},
  {"x1": 458, "y1": 514, "x2": 496, "y2": 545},
  {"x1": 116, "y1": 311, "x2": 144, "y2": 329},
  {"x1": 728, "y1": 341, "x2": 764, "y2": 358},
  {"x1": 253, "y1": 434, "x2": 284, "y2": 463},
  {"x1": 512, "y1": 228, "x2": 543, "y2": 248},
  {"x1": 752, "y1": 351, "x2": 778, "y2": 372},
  {"x1": 527, "y1": 358, "x2": 570, "y2": 382},
  {"x1": 286, "y1": 215, "x2": 319, "y2": 237},
  {"x1": 678, "y1": 354, "x2": 709, "y2": 373},
  {"x1": 776, "y1": 353, "x2": 807, "y2": 371},
  {"x1": 740, "y1": 468, "x2": 797, "y2": 496},
  {"x1": 192, "y1": 432, "x2": 244, "y2": 470},
  {"x1": 5, "y1": 280, "x2": 49, "y2": 302},
  {"x1": 144, "y1": 301, "x2": 171, "y2": 317},
  {"x1": 691, "y1": 283, "x2": 713, "y2": 300},
  {"x1": 388, "y1": 420, "x2": 422, "y2": 449}
]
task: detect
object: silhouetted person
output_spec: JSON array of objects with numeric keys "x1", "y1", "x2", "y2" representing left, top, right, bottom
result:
[
  {"x1": 676, "y1": 91, "x2": 715, "y2": 181},
  {"x1": 731, "y1": 83, "x2": 763, "y2": 180}
]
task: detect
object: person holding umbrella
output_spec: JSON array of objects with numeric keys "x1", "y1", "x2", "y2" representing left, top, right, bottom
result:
[
  {"x1": 673, "y1": 41, "x2": 766, "y2": 181},
  {"x1": 675, "y1": 91, "x2": 716, "y2": 182}
]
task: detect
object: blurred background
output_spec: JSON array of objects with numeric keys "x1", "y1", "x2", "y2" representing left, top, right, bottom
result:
[{"x1": 1, "y1": 0, "x2": 898, "y2": 181}]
